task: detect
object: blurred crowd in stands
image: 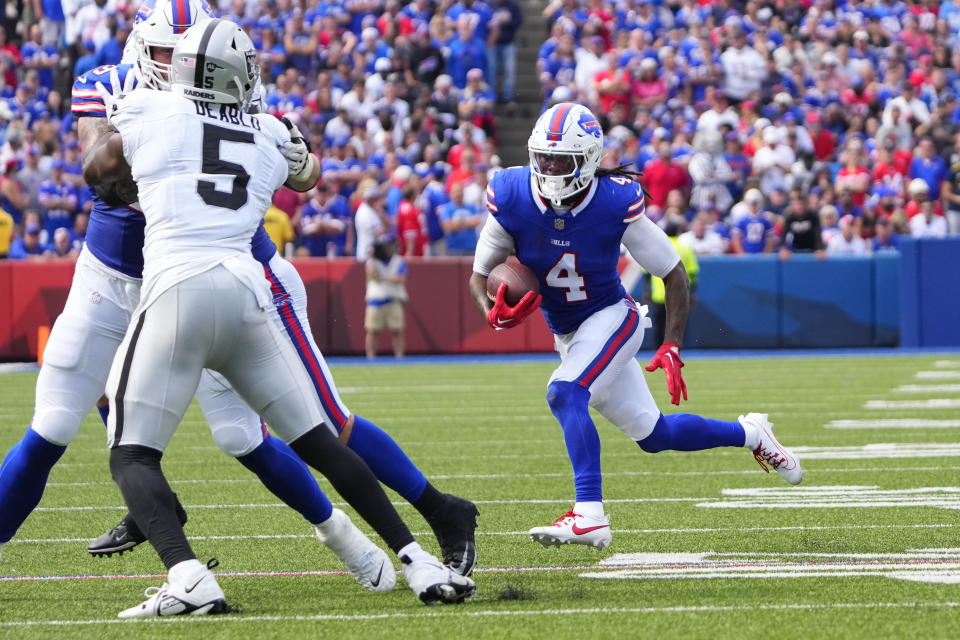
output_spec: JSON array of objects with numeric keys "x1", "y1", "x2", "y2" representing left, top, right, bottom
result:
[{"x1": 1, "y1": 0, "x2": 959, "y2": 263}]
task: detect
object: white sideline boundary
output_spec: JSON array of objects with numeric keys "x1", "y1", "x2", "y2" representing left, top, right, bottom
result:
[{"x1": 0, "y1": 601, "x2": 957, "y2": 628}]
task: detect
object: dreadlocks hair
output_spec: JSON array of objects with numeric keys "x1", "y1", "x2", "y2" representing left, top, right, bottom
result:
[{"x1": 595, "y1": 163, "x2": 652, "y2": 200}]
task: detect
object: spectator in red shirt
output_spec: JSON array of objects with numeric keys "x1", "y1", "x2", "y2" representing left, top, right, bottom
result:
[
  {"x1": 273, "y1": 185, "x2": 304, "y2": 218},
  {"x1": 871, "y1": 137, "x2": 908, "y2": 193},
  {"x1": 835, "y1": 141, "x2": 871, "y2": 207},
  {"x1": 446, "y1": 122, "x2": 481, "y2": 170},
  {"x1": 446, "y1": 148, "x2": 477, "y2": 194},
  {"x1": 806, "y1": 113, "x2": 835, "y2": 162},
  {"x1": 904, "y1": 178, "x2": 944, "y2": 219},
  {"x1": 643, "y1": 140, "x2": 691, "y2": 209},
  {"x1": 593, "y1": 55, "x2": 630, "y2": 114},
  {"x1": 840, "y1": 76, "x2": 875, "y2": 119},
  {"x1": 630, "y1": 58, "x2": 667, "y2": 110},
  {"x1": 396, "y1": 185, "x2": 427, "y2": 257},
  {"x1": 0, "y1": 31, "x2": 21, "y2": 91}
]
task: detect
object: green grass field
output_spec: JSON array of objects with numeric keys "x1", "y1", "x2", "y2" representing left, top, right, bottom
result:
[{"x1": 1, "y1": 353, "x2": 959, "y2": 639}]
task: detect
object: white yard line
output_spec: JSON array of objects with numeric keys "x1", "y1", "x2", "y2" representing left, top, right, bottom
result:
[
  {"x1": 787, "y1": 443, "x2": 960, "y2": 459},
  {"x1": 825, "y1": 420, "x2": 960, "y2": 430},
  {"x1": 893, "y1": 385, "x2": 960, "y2": 394},
  {"x1": 31, "y1": 497, "x2": 710, "y2": 513},
  {"x1": 916, "y1": 371, "x2": 960, "y2": 380},
  {"x1": 0, "y1": 602, "x2": 956, "y2": 628},
  {"x1": 43, "y1": 465, "x2": 960, "y2": 488},
  {"x1": 865, "y1": 399, "x2": 960, "y2": 409},
  {"x1": 10, "y1": 523, "x2": 959, "y2": 546},
  {"x1": 934, "y1": 360, "x2": 960, "y2": 368},
  {"x1": 698, "y1": 485, "x2": 960, "y2": 509}
]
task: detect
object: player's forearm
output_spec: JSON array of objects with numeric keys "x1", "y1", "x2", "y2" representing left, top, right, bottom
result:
[
  {"x1": 469, "y1": 272, "x2": 493, "y2": 317},
  {"x1": 285, "y1": 155, "x2": 320, "y2": 192},
  {"x1": 78, "y1": 116, "x2": 111, "y2": 162},
  {"x1": 82, "y1": 132, "x2": 128, "y2": 185},
  {"x1": 662, "y1": 263, "x2": 690, "y2": 348}
]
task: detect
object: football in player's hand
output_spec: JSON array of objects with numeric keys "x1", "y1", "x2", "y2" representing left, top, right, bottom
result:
[{"x1": 487, "y1": 257, "x2": 540, "y2": 306}]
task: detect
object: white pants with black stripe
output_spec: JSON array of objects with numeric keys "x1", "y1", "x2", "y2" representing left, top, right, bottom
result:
[
  {"x1": 30, "y1": 250, "x2": 267, "y2": 456},
  {"x1": 105, "y1": 265, "x2": 324, "y2": 452},
  {"x1": 549, "y1": 299, "x2": 661, "y2": 441}
]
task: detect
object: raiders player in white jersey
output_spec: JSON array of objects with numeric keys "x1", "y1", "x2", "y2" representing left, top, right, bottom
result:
[{"x1": 85, "y1": 19, "x2": 474, "y2": 617}]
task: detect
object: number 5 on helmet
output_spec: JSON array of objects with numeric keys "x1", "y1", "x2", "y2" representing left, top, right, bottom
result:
[{"x1": 487, "y1": 283, "x2": 541, "y2": 330}]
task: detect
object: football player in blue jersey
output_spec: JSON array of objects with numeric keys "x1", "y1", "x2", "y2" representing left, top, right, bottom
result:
[
  {"x1": 0, "y1": 0, "x2": 477, "y2": 589},
  {"x1": 469, "y1": 103, "x2": 804, "y2": 551}
]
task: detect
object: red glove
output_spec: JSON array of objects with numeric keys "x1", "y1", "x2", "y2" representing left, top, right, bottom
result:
[
  {"x1": 487, "y1": 283, "x2": 541, "y2": 330},
  {"x1": 645, "y1": 342, "x2": 687, "y2": 405}
]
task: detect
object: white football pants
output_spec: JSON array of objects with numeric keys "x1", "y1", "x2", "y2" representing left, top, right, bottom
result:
[
  {"x1": 550, "y1": 299, "x2": 662, "y2": 442},
  {"x1": 105, "y1": 264, "x2": 326, "y2": 451},
  {"x1": 31, "y1": 250, "x2": 265, "y2": 455}
]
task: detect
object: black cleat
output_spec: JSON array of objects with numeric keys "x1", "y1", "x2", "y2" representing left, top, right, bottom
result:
[
  {"x1": 426, "y1": 494, "x2": 479, "y2": 576},
  {"x1": 88, "y1": 495, "x2": 188, "y2": 558}
]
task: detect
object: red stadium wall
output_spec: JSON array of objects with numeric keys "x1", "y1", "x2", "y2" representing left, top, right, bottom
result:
[{"x1": 0, "y1": 258, "x2": 557, "y2": 361}]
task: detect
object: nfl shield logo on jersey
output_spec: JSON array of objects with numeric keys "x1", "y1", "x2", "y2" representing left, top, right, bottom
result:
[{"x1": 554, "y1": 218, "x2": 565, "y2": 230}]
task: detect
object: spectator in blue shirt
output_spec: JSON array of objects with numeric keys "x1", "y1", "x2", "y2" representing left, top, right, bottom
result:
[
  {"x1": 446, "y1": 15, "x2": 488, "y2": 89},
  {"x1": 447, "y1": 0, "x2": 494, "y2": 42},
  {"x1": 417, "y1": 162, "x2": 450, "y2": 255},
  {"x1": 21, "y1": 24, "x2": 58, "y2": 92},
  {"x1": 872, "y1": 217, "x2": 901, "y2": 252},
  {"x1": 488, "y1": 0, "x2": 523, "y2": 103},
  {"x1": 283, "y1": 11, "x2": 318, "y2": 75},
  {"x1": 298, "y1": 182, "x2": 353, "y2": 257},
  {"x1": 259, "y1": 26, "x2": 288, "y2": 81},
  {"x1": 909, "y1": 137, "x2": 948, "y2": 200},
  {"x1": 60, "y1": 140, "x2": 85, "y2": 190},
  {"x1": 440, "y1": 182, "x2": 483, "y2": 255},
  {"x1": 38, "y1": 159, "x2": 78, "y2": 238},
  {"x1": 266, "y1": 71, "x2": 305, "y2": 114},
  {"x1": 95, "y1": 20, "x2": 128, "y2": 67},
  {"x1": 37, "y1": 0, "x2": 66, "y2": 47},
  {"x1": 73, "y1": 40, "x2": 100, "y2": 79},
  {"x1": 8, "y1": 221, "x2": 47, "y2": 260},
  {"x1": 732, "y1": 189, "x2": 775, "y2": 254},
  {"x1": 385, "y1": 165, "x2": 411, "y2": 220}
]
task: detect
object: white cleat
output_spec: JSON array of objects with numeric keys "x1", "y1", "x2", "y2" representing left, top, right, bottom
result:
[
  {"x1": 400, "y1": 551, "x2": 476, "y2": 605},
  {"x1": 741, "y1": 413, "x2": 804, "y2": 485},
  {"x1": 529, "y1": 510, "x2": 612, "y2": 550},
  {"x1": 118, "y1": 560, "x2": 227, "y2": 618},
  {"x1": 315, "y1": 508, "x2": 396, "y2": 592}
]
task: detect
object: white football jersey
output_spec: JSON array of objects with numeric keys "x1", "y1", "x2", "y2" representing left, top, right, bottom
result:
[{"x1": 111, "y1": 89, "x2": 290, "y2": 312}]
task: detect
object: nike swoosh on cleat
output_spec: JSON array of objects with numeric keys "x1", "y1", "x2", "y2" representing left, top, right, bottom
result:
[
  {"x1": 571, "y1": 524, "x2": 610, "y2": 535},
  {"x1": 184, "y1": 577, "x2": 204, "y2": 594},
  {"x1": 370, "y1": 563, "x2": 384, "y2": 588}
]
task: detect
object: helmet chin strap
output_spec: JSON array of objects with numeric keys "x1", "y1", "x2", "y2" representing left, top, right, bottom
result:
[{"x1": 539, "y1": 176, "x2": 588, "y2": 213}]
